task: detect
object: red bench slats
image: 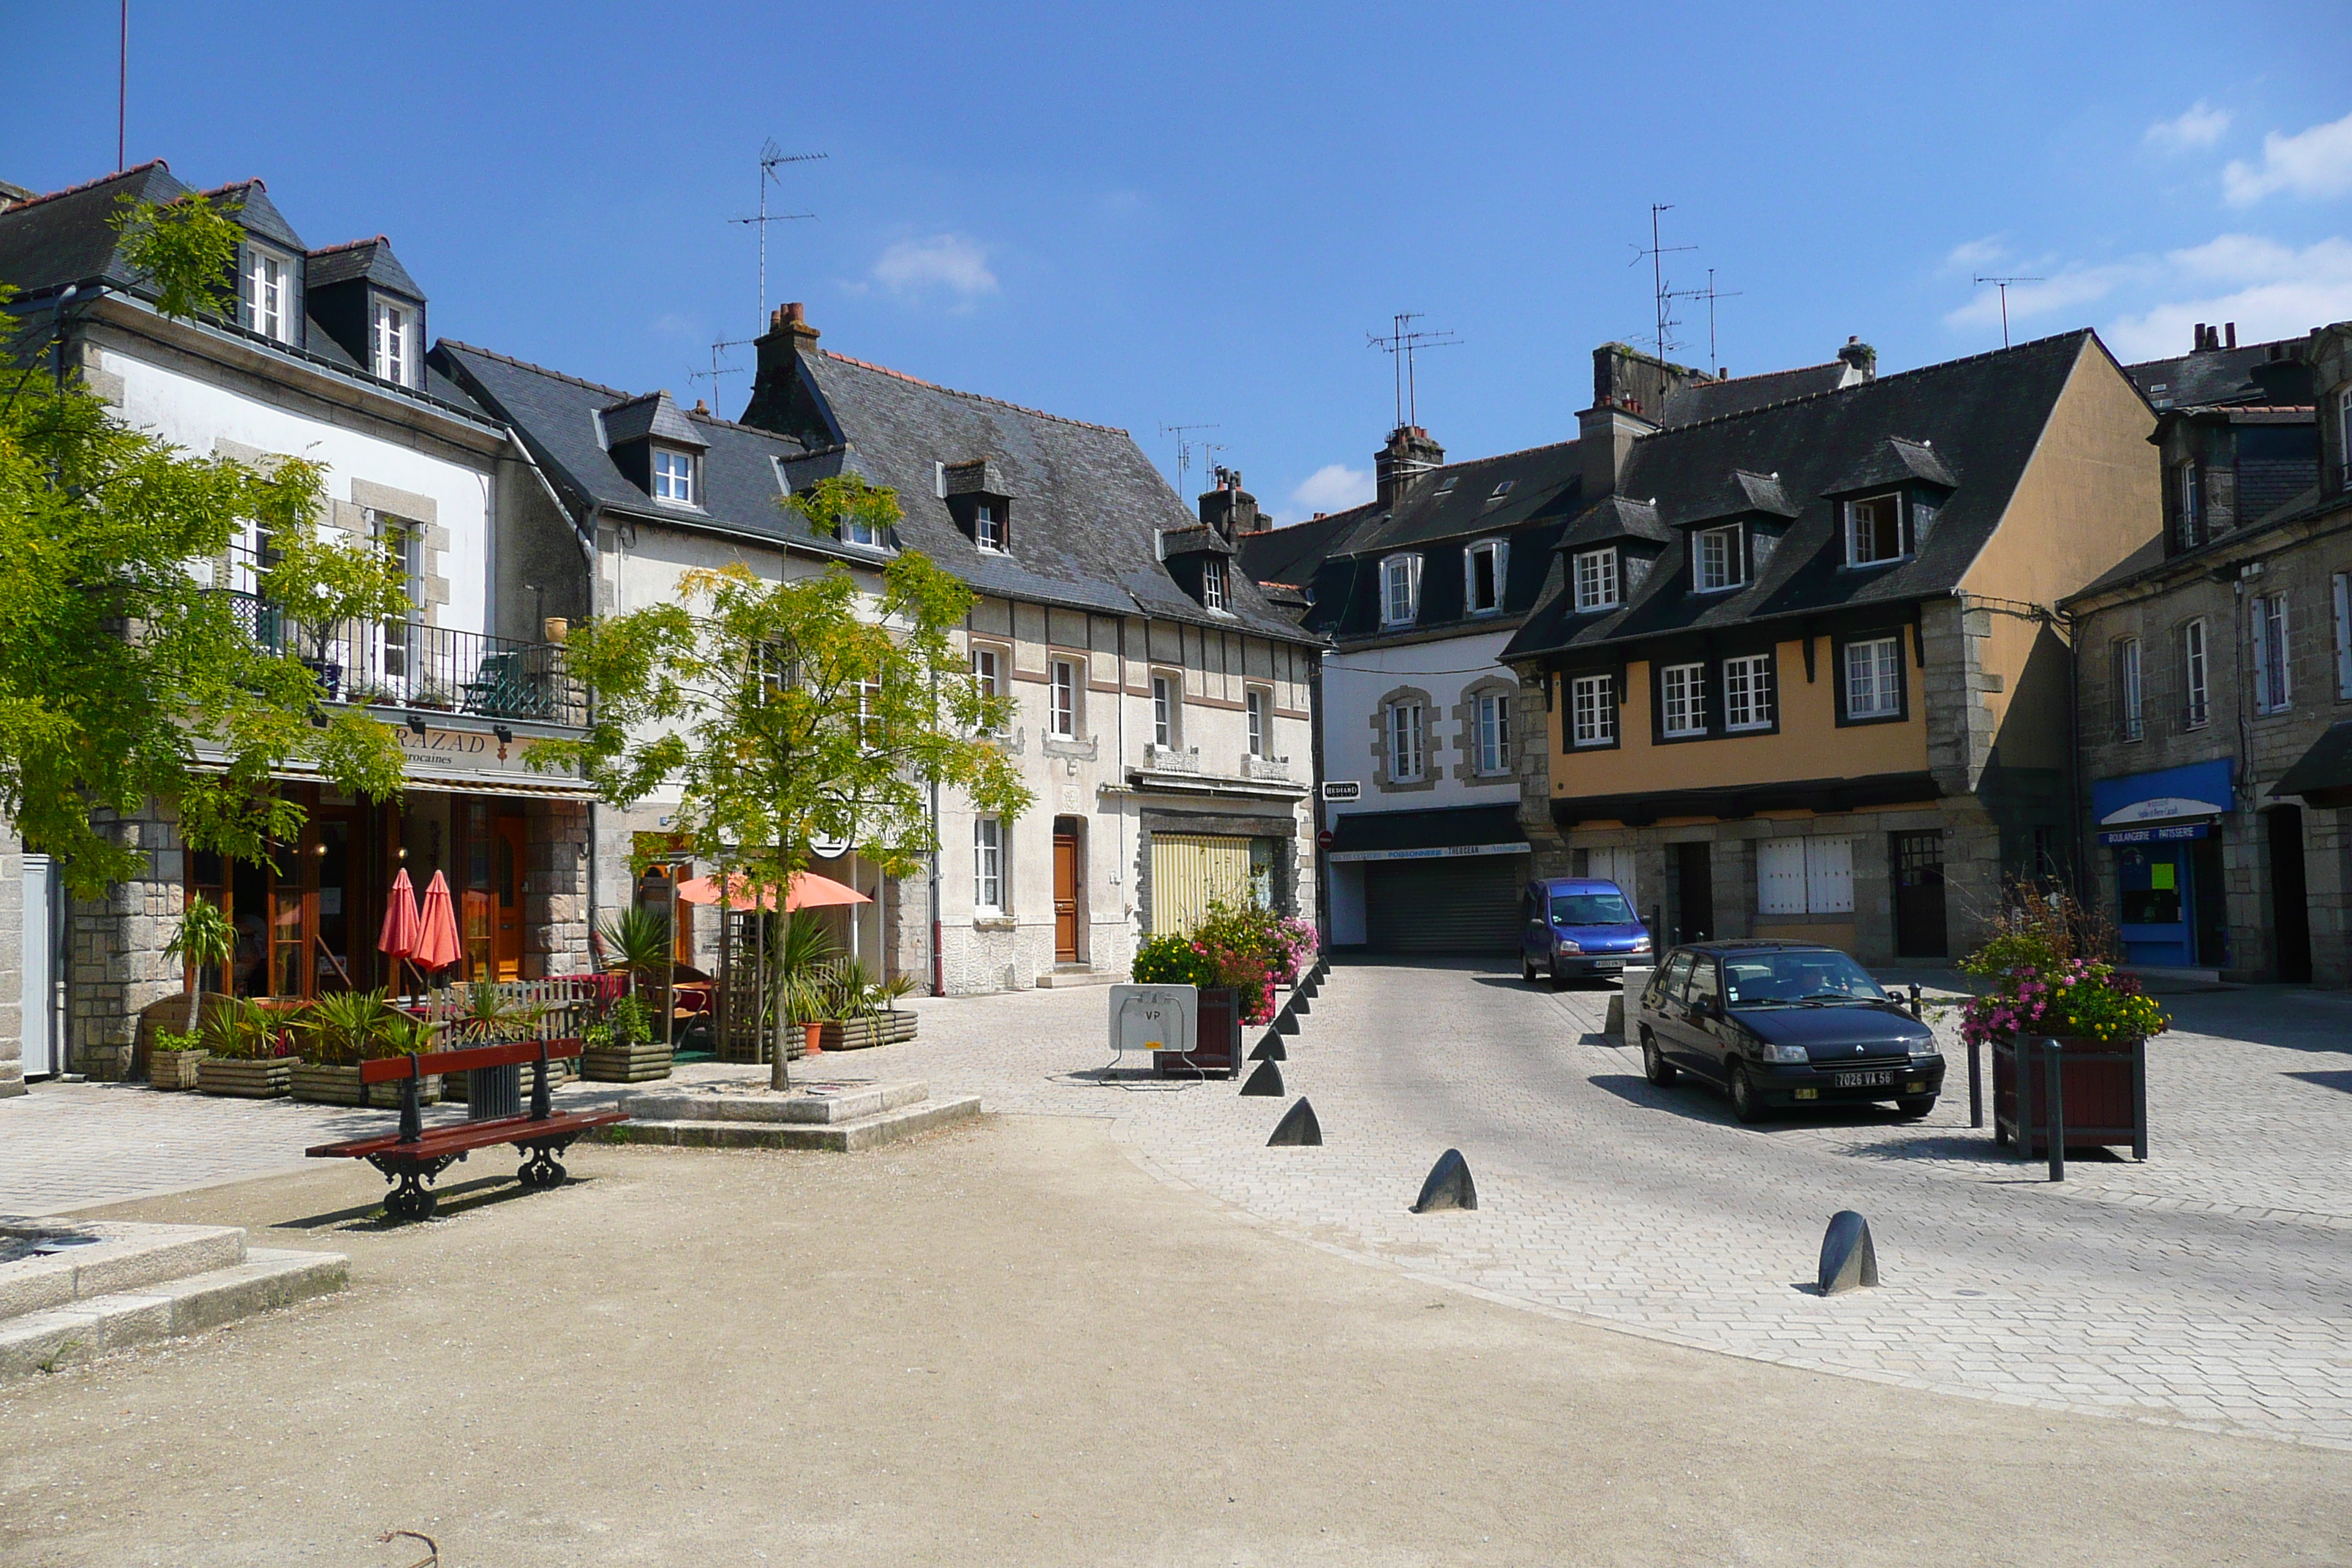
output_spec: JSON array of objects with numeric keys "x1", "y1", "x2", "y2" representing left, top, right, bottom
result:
[
  {"x1": 358, "y1": 1036, "x2": 587, "y2": 1083},
  {"x1": 306, "y1": 1108, "x2": 626, "y2": 1162}
]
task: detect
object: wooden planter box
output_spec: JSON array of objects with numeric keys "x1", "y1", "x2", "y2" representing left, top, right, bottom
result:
[
  {"x1": 580, "y1": 1041, "x2": 675, "y2": 1082},
  {"x1": 717, "y1": 1023, "x2": 820, "y2": 1064},
  {"x1": 816, "y1": 1013, "x2": 919, "y2": 1052},
  {"x1": 1155, "y1": 987, "x2": 1243, "y2": 1079},
  {"x1": 1993, "y1": 1034, "x2": 2148, "y2": 1158},
  {"x1": 197, "y1": 1057, "x2": 293, "y2": 1098},
  {"x1": 290, "y1": 1063, "x2": 442, "y2": 1108},
  {"x1": 148, "y1": 1048, "x2": 208, "y2": 1091}
]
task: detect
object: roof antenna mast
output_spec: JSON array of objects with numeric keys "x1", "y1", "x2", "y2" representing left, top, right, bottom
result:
[
  {"x1": 730, "y1": 140, "x2": 827, "y2": 333},
  {"x1": 1972, "y1": 274, "x2": 2043, "y2": 350},
  {"x1": 1159, "y1": 422, "x2": 1220, "y2": 494},
  {"x1": 1629, "y1": 204, "x2": 1698, "y2": 364},
  {"x1": 1666, "y1": 267, "x2": 1742, "y2": 378},
  {"x1": 118, "y1": 1, "x2": 129, "y2": 172},
  {"x1": 1365, "y1": 312, "x2": 1461, "y2": 430},
  {"x1": 689, "y1": 334, "x2": 755, "y2": 418}
]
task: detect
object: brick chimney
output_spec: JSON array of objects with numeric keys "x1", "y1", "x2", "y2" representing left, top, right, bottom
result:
[
  {"x1": 1375, "y1": 426, "x2": 1444, "y2": 508},
  {"x1": 739, "y1": 301, "x2": 827, "y2": 436},
  {"x1": 1837, "y1": 336, "x2": 1877, "y2": 382},
  {"x1": 1198, "y1": 467, "x2": 1265, "y2": 537}
]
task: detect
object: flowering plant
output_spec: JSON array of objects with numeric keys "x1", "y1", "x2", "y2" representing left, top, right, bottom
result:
[
  {"x1": 1956, "y1": 956, "x2": 2168, "y2": 1046},
  {"x1": 1131, "y1": 932, "x2": 1218, "y2": 989}
]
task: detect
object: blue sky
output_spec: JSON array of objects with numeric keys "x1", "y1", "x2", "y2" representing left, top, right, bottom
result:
[{"x1": 7, "y1": 2, "x2": 2350, "y2": 525}]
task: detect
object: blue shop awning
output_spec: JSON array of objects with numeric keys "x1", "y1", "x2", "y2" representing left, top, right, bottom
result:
[{"x1": 2091, "y1": 758, "x2": 2233, "y2": 829}]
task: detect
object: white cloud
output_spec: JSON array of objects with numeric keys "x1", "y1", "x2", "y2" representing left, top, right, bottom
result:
[
  {"x1": 1286, "y1": 464, "x2": 1373, "y2": 520},
  {"x1": 2102, "y1": 235, "x2": 2352, "y2": 359},
  {"x1": 2223, "y1": 108, "x2": 2352, "y2": 206},
  {"x1": 2146, "y1": 101, "x2": 2233, "y2": 154},
  {"x1": 1942, "y1": 235, "x2": 2008, "y2": 274},
  {"x1": 870, "y1": 234, "x2": 999, "y2": 304},
  {"x1": 1942, "y1": 264, "x2": 2141, "y2": 331}
]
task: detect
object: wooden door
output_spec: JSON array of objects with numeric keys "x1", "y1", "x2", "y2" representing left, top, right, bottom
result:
[
  {"x1": 1891, "y1": 830, "x2": 1948, "y2": 958},
  {"x1": 494, "y1": 815, "x2": 527, "y2": 981},
  {"x1": 1052, "y1": 823, "x2": 1081, "y2": 963}
]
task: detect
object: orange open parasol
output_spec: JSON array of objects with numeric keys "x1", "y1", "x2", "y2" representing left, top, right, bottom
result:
[
  {"x1": 412, "y1": 870, "x2": 464, "y2": 973},
  {"x1": 676, "y1": 870, "x2": 870, "y2": 911}
]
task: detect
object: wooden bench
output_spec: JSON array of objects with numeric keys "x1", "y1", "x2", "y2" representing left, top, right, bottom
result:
[{"x1": 306, "y1": 1039, "x2": 627, "y2": 1221}]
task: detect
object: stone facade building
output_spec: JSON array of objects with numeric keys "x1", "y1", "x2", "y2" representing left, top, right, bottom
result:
[
  {"x1": 1499, "y1": 331, "x2": 2160, "y2": 965},
  {"x1": 2067, "y1": 322, "x2": 2348, "y2": 981}
]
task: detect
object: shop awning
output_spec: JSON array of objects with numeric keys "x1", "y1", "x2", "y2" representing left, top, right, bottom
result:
[
  {"x1": 1325, "y1": 802, "x2": 1529, "y2": 864},
  {"x1": 2274, "y1": 721, "x2": 2352, "y2": 808},
  {"x1": 2090, "y1": 758, "x2": 2232, "y2": 829}
]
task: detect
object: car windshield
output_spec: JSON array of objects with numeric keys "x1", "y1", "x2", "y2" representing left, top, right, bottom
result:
[
  {"x1": 1720, "y1": 951, "x2": 1891, "y2": 1009},
  {"x1": 1550, "y1": 892, "x2": 1635, "y2": 925}
]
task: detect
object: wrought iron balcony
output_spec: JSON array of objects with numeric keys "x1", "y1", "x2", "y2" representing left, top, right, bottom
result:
[{"x1": 218, "y1": 592, "x2": 586, "y2": 728}]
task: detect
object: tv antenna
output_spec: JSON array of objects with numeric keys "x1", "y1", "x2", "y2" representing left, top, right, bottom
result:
[
  {"x1": 730, "y1": 140, "x2": 826, "y2": 332},
  {"x1": 1159, "y1": 422, "x2": 1221, "y2": 493},
  {"x1": 1629, "y1": 203, "x2": 1698, "y2": 363},
  {"x1": 1972, "y1": 275, "x2": 2043, "y2": 349},
  {"x1": 1667, "y1": 267, "x2": 1742, "y2": 377},
  {"x1": 689, "y1": 335, "x2": 755, "y2": 418},
  {"x1": 1365, "y1": 312, "x2": 1461, "y2": 430}
]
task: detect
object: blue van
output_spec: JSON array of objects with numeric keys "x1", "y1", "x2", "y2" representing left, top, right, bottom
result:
[{"x1": 1519, "y1": 877, "x2": 1652, "y2": 985}]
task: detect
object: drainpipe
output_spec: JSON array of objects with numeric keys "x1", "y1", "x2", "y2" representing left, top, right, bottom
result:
[{"x1": 2059, "y1": 606, "x2": 2085, "y2": 900}]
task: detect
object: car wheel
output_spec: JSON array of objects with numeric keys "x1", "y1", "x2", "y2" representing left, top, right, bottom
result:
[
  {"x1": 1548, "y1": 957, "x2": 1568, "y2": 990},
  {"x1": 1896, "y1": 1096, "x2": 1936, "y2": 1118},
  {"x1": 1641, "y1": 1029, "x2": 1676, "y2": 1087},
  {"x1": 1521, "y1": 953, "x2": 1538, "y2": 984},
  {"x1": 1728, "y1": 1065, "x2": 1766, "y2": 1124}
]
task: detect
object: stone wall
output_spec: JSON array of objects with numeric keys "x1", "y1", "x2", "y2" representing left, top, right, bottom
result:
[
  {"x1": 523, "y1": 799, "x2": 591, "y2": 978},
  {"x1": 67, "y1": 802, "x2": 184, "y2": 1082}
]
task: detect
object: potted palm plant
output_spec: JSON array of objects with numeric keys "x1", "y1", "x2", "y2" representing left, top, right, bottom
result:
[
  {"x1": 196, "y1": 997, "x2": 297, "y2": 1098},
  {"x1": 291, "y1": 990, "x2": 440, "y2": 1107},
  {"x1": 816, "y1": 960, "x2": 920, "y2": 1051},
  {"x1": 581, "y1": 991, "x2": 674, "y2": 1082}
]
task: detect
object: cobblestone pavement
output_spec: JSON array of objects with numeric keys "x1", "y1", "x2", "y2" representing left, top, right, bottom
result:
[{"x1": 7, "y1": 965, "x2": 2350, "y2": 1452}]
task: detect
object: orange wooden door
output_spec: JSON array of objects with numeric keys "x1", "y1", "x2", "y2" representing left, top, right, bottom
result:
[
  {"x1": 494, "y1": 816, "x2": 527, "y2": 980},
  {"x1": 1052, "y1": 827, "x2": 1080, "y2": 963}
]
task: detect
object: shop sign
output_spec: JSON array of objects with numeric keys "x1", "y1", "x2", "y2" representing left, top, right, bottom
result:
[
  {"x1": 2098, "y1": 822, "x2": 2212, "y2": 845},
  {"x1": 1327, "y1": 841, "x2": 1531, "y2": 864},
  {"x1": 2092, "y1": 758, "x2": 2233, "y2": 826},
  {"x1": 1321, "y1": 780, "x2": 1362, "y2": 802},
  {"x1": 395, "y1": 724, "x2": 579, "y2": 784}
]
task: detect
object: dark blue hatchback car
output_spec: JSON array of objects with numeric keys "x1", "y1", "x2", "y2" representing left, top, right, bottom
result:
[{"x1": 1518, "y1": 877, "x2": 1654, "y2": 986}]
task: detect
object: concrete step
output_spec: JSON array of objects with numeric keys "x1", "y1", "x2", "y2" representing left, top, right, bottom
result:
[
  {"x1": 1034, "y1": 968, "x2": 1123, "y2": 988},
  {"x1": 605, "y1": 1094, "x2": 982, "y2": 1153},
  {"x1": 0, "y1": 1248, "x2": 347, "y2": 1380},
  {"x1": 0, "y1": 1221, "x2": 249, "y2": 1319},
  {"x1": 617, "y1": 1079, "x2": 932, "y2": 1125}
]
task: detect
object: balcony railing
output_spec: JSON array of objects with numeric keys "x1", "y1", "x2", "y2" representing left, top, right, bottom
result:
[{"x1": 218, "y1": 591, "x2": 586, "y2": 728}]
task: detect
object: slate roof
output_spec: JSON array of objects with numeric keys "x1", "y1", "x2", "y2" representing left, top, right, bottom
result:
[
  {"x1": 2125, "y1": 336, "x2": 2313, "y2": 410},
  {"x1": 306, "y1": 236, "x2": 425, "y2": 300},
  {"x1": 1659, "y1": 361, "x2": 1854, "y2": 424},
  {"x1": 1557, "y1": 495, "x2": 1670, "y2": 549},
  {"x1": 766, "y1": 347, "x2": 1316, "y2": 641},
  {"x1": 1821, "y1": 435, "x2": 1958, "y2": 496},
  {"x1": 200, "y1": 180, "x2": 305, "y2": 252},
  {"x1": 1505, "y1": 330, "x2": 2105, "y2": 664},
  {"x1": 601, "y1": 388, "x2": 703, "y2": 448}
]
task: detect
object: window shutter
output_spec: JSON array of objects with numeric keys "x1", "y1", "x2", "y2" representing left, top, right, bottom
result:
[
  {"x1": 2277, "y1": 595, "x2": 2293, "y2": 706},
  {"x1": 2253, "y1": 599, "x2": 2272, "y2": 711},
  {"x1": 1757, "y1": 840, "x2": 1807, "y2": 916},
  {"x1": 2334, "y1": 575, "x2": 2351, "y2": 699},
  {"x1": 1805, "y1": 838, "x2": 1855, "y2": 914}
]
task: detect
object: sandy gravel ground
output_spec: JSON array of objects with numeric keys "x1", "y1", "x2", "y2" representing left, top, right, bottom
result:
[{"x1": 1, "y1": 1115, "x2": 2345, "y2": 1567}]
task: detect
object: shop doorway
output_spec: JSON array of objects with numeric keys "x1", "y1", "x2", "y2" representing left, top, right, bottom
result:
[
  {"x1": 1052, "y1": 818, "x2": 1083, "y2": 963},
  {"x1": 494, "y1": 815, "x2": 527, "y2": 980},
  {"x1": 2267, "y1": 805, "x2": 2313, "y2": 982},
  {"x1": 1891, "y1": 829, "x2": 1948, "y2": 958},
  {"x1": 1668, "y1": 841, "x2": 1713, "y2": 943}
]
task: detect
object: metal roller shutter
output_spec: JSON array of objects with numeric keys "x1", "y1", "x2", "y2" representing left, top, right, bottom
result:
[
  {"x1": 1363, "y1": 856, "x2": 1523, "y2": 953},
  {"x1": 1150, "y1": 834, "x2": 1254, "y2": 935}
]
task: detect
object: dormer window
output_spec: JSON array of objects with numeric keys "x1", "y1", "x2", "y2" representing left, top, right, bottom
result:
[
  {"x1": 652, "y1": 448, "x2": 697, "y2": 505},
  {"x1": 1202, "y1": 557, "x2": 1229, "y2": 611},
  {"x1": 1381, "y1": 554, "x2": 1422, "y2": 626},
  {"x1": 242, "y1": 247, "x2": 291, "y2": 344},
  {"x1": 371, "y1": 301, "x2": 414, "y2": 386},
  {"x1": 1845, "y1": 494, "x2": 1907, "y2": 565},
  {"x1": 1466, "y1": 539, "x2": 1507, "y2": 615},
  {"x1": 1694, "y1": 524, "x2": 1745, "y2": 592},
  {"x1": 1434, "y1": 475, "x2": 1458, "y2": 495},
  {"x1": 1486, "y1": 478, "x2": 1516, "y2": 504},
  {"x1": 1572, "y1": 548, "x2": 1619, "y2": 613},
  {"x1": 975, "y1": 501, "x2": 1005, "y2": 551}
]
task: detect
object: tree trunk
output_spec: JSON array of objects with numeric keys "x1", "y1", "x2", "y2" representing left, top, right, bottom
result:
[{"x1": 769, "y1": 967, "x2": 792, "y2": 1092}]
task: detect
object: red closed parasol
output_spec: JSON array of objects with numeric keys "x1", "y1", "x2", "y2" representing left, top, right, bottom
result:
[
  {"x1": 676, "y1": 870, "x2": 870, "y2": 911},
  {"x1": 378, "y1": 867, "x2": 421, "y2": 960},
  {"x1": 412, "y1": 870, "x2": 464, "y2": 973}
]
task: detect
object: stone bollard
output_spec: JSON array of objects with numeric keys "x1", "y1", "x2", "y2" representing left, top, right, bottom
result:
[
  {"x1": 1411, "y1": 1148, "x2": 1478, "y2": 1213},
  {"x1": 1249, "y1": 1031, "x2": 1286, "y2": 1062},
  {"x1": 1240, "y1": 1058, "x2": 1285, "y2": 1097},
  {"x1": 1817, "y1": 1210, "x2": 1878, "y2": 1295},
  {"x1": 1267, "y1": 1098, "x2": 1322, "y2": 1146}
]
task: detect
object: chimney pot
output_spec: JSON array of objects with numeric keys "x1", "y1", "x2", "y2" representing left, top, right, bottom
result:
[
  {"x1": 2194, "y1": 323, "x2": 2208, "y2": 350},
  {"x1": 692, "y1": 399, "x2": 709, "y2": 415},
  {"x1": 2225, "y1": 322, "x2": 2238, "y2": 350}
]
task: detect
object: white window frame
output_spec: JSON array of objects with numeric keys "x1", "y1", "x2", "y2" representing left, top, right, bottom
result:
[
  {"x1": 1466, "y1": 538, "x2": 1507, "y2": 615},
  {"x1": 2115, "y1": 637, "x2": 2144, "y2": 742},
  {"x1": 1722, "y1": 654, "x2": 1774, "y2": 731},
  {"x1": 1474, "y1": 690, "x2": 1512, "y2": 774},
  {"x1": 1573, "y1": 548, "x2": 1620, "y2": 613},
  {"x1": 1844, "y1": 494, "x2": 1907, "y2": 565},
  {"x1": 1381, "y1": 554, "x2": 1422, "y2": 627},
  {"x1": 2183, "y1": 617, "x2": 2210, "y2": 728},
  {"x1": 1757, "y1": 837, "x2": 1854, "y2": 916},
  {"x1": 2339, "y1": 388, "x2": 2352, "y2": 485},
  {"x1": 1245, "y1": 687, "x2": 1270, "y2": 758},
  {"x1": 1569, "y1": 674, "x2": 1616, "y2": 748},
  {"x1": 2175, "y1": 461, "x2": 2203, "y2": 549},
  {"x1": 1151, "y1": 672, "x2": 1177, "y2": 749},
  {"x1": 375, "y1": 516, "x2": 422, "y2": 685},
  {"x1": 370, "y1": 299, "x2": 412, "y2": 386},
  {"x1": 970, "y1": 644, "x2": 1004, "y2": 733},
  {"x1": 2253, "y1": 592, "x2": 2291, "y2": 714},
  {"x1": 1843, "y1": 636, "x2": 1902, "y2": 721},
  {"x1": 1695, "y1": 525, "x2": 1744, "y2": 592},
  {"x1": 1048, "y1": 658, "x2": 1079, "y2": 738},
  {"x1": 2334, "y1": 577, "x2": 2352, "y2": 701},
  {"x1": 1659, "y1": 662, "x2": 1706, "y2": 738},
  {"x1": 652, "y1": 448, "x2": 696, "y2": 504},
  {"x1": 1202, "y1": 556, "x2": 1229, "y2": 611},
  {"x1": 840, "y1": 511, "x2": 889, "y2": 549},
  {"x1": 243, "y1": 247, "x2": 288, "y2": 343},
  {"x1": 1387, "y1": 701, "x2": 1425, "y2": 781},
  {"x1": 973, "y1": 817, "x2": 1005, "y2": 914},
  {"x1": 974, "y1": 501, "x2": 1005, "y2": 551}
]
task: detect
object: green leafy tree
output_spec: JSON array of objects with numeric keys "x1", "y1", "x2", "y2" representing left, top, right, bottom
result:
[
  {"x1": 536, "y1": 474, "x2": 1031, "y2": 1088},
  {"x1": 0, "y1": 197, "x2": 411, "y2": 897}
]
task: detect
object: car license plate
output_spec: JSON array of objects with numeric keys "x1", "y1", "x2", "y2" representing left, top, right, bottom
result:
[
  {"x1": 1594, "y1": 960, "x2": 1623, "y2": 972},
  {"x1": 1833, "y1": 1070, "x2": 1894, "y2": 1088}
]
